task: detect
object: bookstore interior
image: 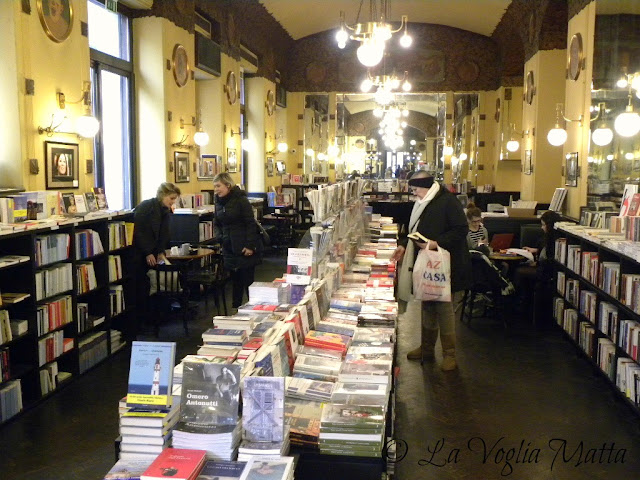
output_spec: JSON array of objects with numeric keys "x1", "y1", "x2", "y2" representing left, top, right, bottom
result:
[{"x1": 3, "y1": 0, "x2": 640, "y2": 479}]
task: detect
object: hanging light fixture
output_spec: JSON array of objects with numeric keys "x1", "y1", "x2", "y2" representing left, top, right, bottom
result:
[
  {"x1": 360, "y1": 70, "x2": 411, "y2": 94},
  {"x1": 614, "y1": 75, "x2": 640, "y2": 137},
  {"x1": 336, "y1": 0, "x2": 411, "y2": 67}
]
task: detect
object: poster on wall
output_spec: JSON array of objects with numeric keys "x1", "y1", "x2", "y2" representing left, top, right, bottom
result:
[
  {"x1": 198, "y1": 154, "x2": 216, "y2": 180},
  {"x1": 227, "y1": 148, "x2": 238, "y2": 173},
  {"x1": 174, "y1": 151, "x2": 190, "y2": 183},
  {"x1": 45, "y1": 141, "x2": 79, "y2": 189},
  {"x1": 266, "y1": 156, "x2": 274, "y2": 177}
]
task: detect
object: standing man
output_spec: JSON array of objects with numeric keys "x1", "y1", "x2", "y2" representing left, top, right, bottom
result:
[{"x1": 393, "y1": 171, "x2": 470, "y2": 370}]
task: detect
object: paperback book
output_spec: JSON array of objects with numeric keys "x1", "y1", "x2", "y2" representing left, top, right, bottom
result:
[
  {"x1": 196, "y1": 460, "x2": 247, "y2": 480},
  {"x1": 242, "y1": 376, "x2": 285, "y2": 442},
  {"x1": 127, "y1": 341, "x2": 177, "y2": 410},
  {"x1": 140, "y1": 448, "x2": 207, "y2": 480}
]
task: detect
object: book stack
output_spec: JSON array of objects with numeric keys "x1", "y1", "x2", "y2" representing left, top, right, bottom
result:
[
  {"x1": 238, "y1": 303, "x2": 280, "y2": 315},
  {"x1": 303, "y1": 331, "x2": 351, "y2": 356},
  {"x1": 248, "y1": 282, "x2": 291, "y2": 304},
  {"x1": 319, "y1": 403, "x2": 386, "y2": 457},
  {"x1": 284, "y1": 398, "x2": 322, "y2": 450},
  {"x1": 292, "y1": 353, "x2": 342, "y2": 382},
  {"x1": 201, "y1": 328, "x2": 247, "y2": 348},
  {"x1": 212, "y1": 315, "x2": 258, "y2": 333},
  {"x1": 121, "y1": 341, "x2": 178, "y2": 461},
  {"x1": 119, "y1": 403, "x2": 180, "y2": 460},
  {"x1": 330, "y1": 381, "x2": 390, "y2": 406},
  {"x1": 357, "y1": 302, "x2": 398, "y2": 328},
  {"x1": 238, "y1": 377, "x2": 289, "y2": 461},
  {"x1": 140, "y1": 448, "x2": 207, "y2": 480},
  {"x1": 173, "y1": 362, "x2": 243, "y2": 460},
  {"x1": 285, "y1": 377, "x2": 334, "y2": 402}
]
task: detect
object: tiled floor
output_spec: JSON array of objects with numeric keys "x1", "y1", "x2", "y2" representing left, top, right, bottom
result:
[{"x1": 2, "y1": 255, "x2": 640, "y2": 480}]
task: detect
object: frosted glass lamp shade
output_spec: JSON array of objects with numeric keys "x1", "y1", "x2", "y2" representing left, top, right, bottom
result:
[
  {"x1": 277, "y1": 141, "x2": 288, "y2": 153},
  {"x1": 194, "y1": 130, "x2": 209, "y2": 146},
  {"x1": 547, "y1": 127, "x2": 568, "y2": 146},
  {"x1": 506, "y1": 140, "x2": 520, "y2": 152},
  {"x1": 76, "y1": 114, "x2": 100, "y2": 138},
  {"x1": 356, "y1": 39, "x2": 384, "y2": 67},
  {"x1": 614, "y1": 108, "x2": 640, "y2": 137},
  {"x1": 591, "y1": 127, "x2": 613, "y2": 146}
]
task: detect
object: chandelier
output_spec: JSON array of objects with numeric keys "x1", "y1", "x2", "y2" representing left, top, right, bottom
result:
[
  {"x1": 361, "y1": 70, "x2": 411, "y2": 105},
  {"x1": 377, "y1": 104, "x2": 409, "y2": 151},
  {"x1": 336, "y1": 0, "x2": 412, "y2": 67}
]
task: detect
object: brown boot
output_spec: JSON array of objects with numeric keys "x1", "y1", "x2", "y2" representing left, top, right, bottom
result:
[
  {"x1": 406, "y1": 328, "x2": 438, "y2": 361},
  {"x1": 440, "y1": 333, "x2": 457, "y2": 371}
]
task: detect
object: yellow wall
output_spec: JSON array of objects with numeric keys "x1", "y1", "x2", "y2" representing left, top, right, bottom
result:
[{"x1": 564, "y1": 2, "x2": 597, "y2": 219}]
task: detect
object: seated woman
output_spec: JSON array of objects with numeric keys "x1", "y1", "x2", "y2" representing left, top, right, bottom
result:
[
  {"x1": 466, "y1": 203, "x2": 489, "y2": 254},
  {"x1": 513, "y1": 210, "x2": 561, "y2": 327}
]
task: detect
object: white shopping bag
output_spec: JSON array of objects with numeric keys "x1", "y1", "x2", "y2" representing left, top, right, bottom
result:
[{"x1": 412, "y1": 246, "x2": 452, "y2": 302}]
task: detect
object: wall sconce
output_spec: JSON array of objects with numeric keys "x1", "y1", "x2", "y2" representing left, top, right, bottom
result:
[
  {"x1": 230, "y1": 129, "x2": 252, "y2": 150},
  {"x1": 173, "y1": 113, "x2": 209, "y2": 148},
  {"x1": 547, "y1": 103, "x2": 583, "y2": 146},
  {"x1": 38, "y1": 81, "x2": 100, "y2": 138},
  {"x1": 506, "y1": 123, "x2": 526, "y2": 152},
  {"x1": 267, "y1": 131, "x2": 288, "y2": 155}
]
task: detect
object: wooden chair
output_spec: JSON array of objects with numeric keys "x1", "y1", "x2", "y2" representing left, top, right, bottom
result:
[
  {"x1": 183, "y1": 251, "x2": 229, "y2": 316},
  {"x1": 152, "y1": 263, "x2": 196, "y2": 335}
]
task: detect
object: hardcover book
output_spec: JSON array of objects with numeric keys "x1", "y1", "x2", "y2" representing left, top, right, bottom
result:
[
  {"x1": 140, "y1": 448, "x2": 207, "y2": 480},
  {"x1": 85, "y1": 192, "x2": 99, "y2": 212},
  {"x1": 196, "y1": 460, "x2": 247, "y2": 480},
  {"x1": 178, "y1": 362, "x2": 241, "y2": 429},
  {"x1": 104, "y1": 457, "x2": 155, "y2": 480},
  {"x1": 127, "y1": 341, "x2": 177, "y2": 410},
  {"x1": 238, "y1": 456, "x2": 294, "y2": 480},
  {"x1": 320, "y1": 403, "x2": 385, "y2": 429},
  {"x1": 242, "y1": 377, "x2": 285, "y2": 442},
  {"x1": 93, "y1": 187, "x2": 109, "y2": 210}
]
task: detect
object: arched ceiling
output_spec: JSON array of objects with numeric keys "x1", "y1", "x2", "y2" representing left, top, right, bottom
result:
[{"x1": 259, "y1": 0, "x2": 512, "y2": 40}]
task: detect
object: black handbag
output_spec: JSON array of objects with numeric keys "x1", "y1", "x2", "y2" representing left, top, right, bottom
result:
[{"x1": 255, "y1": 219, "x2": 271, "y2": 246}]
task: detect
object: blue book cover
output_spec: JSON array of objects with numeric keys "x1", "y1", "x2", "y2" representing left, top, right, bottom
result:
[
  {"x1": 196, "y1": 460, "x2": 247, "y2": 480},
  {"x1": 127, "y1": 341, "x2": 176, "y2": 409},
  {"x1": 254, "y1": 349, "x2": 274, "y2": 377}
]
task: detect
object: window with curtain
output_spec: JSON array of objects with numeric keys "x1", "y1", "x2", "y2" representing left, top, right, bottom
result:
[{"x1": 87, "y1": 0, "x2": 133, "y2": 210}]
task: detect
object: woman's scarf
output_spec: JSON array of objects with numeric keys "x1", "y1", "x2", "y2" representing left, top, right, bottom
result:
[{"x1": 397, "y1": 182, "x2": 440, "y2": 302}]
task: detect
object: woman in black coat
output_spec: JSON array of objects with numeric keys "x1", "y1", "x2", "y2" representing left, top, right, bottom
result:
[
  {"x1": 213, "y1": 173, "x2": 262, "y2": 308},
  {"x1": 133, "y1": 182, "x2": 181, "y2": 336}
]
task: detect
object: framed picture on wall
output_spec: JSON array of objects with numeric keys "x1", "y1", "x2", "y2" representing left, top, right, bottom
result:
[
  {"x1": 565, "y1": 152, "x2": 579, "y2": 187},
  {"x1": 266, "y1": 156, "x2": 274, "y2": 177},
  {"x1": 174, "y1": 151, "x2": 190, "y2": 183},
  {"x1": 45, "y1": 140, "x2": 79, "y2": 189},
  {"x1": 227, "y1": 148, "x2": 238, "y2": 173},
  {"x1": 524, "y1": 149, "x2": 533, "y2": 175},
  {"x1": 276, "y1": 161, "x2": 286, "y2": 174},
  {"x1": 37, "y1": 0, "x2": 74, "y2": 43},
  {"x1": 198, "y1": 154, "x2": 216, "y2": 180}
]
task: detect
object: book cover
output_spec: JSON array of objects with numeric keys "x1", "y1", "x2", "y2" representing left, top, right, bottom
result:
[
  {"x1": 320, "y1": 403, "x2": 385, "y2": 429},
  {"x1": 74, "y1": 194, "x2": 88, "y2": 214},
  {"x1": 104, "y1": 457, "x2": 155, "y2": 480},
  {"x1": 61, "y1": 193, "x2": 77, "y2": 215},
  {"x1": 127, "y1": 341, "x2": 176, "y2": 409},
  {"x1": 196, "y1": 460, "x2": 247, "y2": 480},
  {"x1": 178, "y1": 362, "x2": 241, "y2": 429},
  {"x1": 286, "y1": 248, "x2": 313, "y2": 285},
  {"x1": 140, "y1": 448, "x2": 207, "y2": 480},
  {"x1": 242, "y1": 376, "x2": 285, "y2": 442},
  {"x1": 93, "y1": 187, "x2": 109, "y2": 210},
  {"x1": 85, "y1": 192, "x2": 99, "y2": 212},
  {"x1": 238, "y1": 457, "x2": 293, "y2": 480}
]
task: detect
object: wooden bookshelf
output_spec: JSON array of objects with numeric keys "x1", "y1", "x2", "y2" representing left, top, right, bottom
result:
[{"x1": 0, "y1": 212, "x2": 135, "y2": 425}]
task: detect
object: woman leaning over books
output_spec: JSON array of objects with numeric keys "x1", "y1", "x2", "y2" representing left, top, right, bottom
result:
[
  {"x1": 133, "y1": 182, "x2": 181, "y2": 337},
  {"x1": 212, "y1": 173, "x2": 262, "y2": 309}
]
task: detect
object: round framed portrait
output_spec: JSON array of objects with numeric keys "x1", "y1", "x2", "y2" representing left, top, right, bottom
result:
[
  {"x1": 266, "y1": 90, "x2": 276, "y2": 116},
  {"x1": 567, "y1": 33, "x2": 583, "y2": 81},
  {"x1": 225, "y1": 71, "x2": 238, "y2": 105},
  {"x1": 172, "y1": 44, "x2": 189, "y2": 88},
  {"x1": 37, "y1": 0, "x2": 73, "y2": 43}
]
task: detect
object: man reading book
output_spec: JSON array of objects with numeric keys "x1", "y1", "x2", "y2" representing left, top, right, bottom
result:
[{"x1": 392, "y1": 170, "x2": 470, "y2": 371}]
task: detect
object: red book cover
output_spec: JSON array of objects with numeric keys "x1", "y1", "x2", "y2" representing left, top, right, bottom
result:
[
  {"x1": 243, "y1": 338, "x2": 264, "y2": 350},
  {"x1": 141, "y1": 448, "x2": 207, "y2": 480}
]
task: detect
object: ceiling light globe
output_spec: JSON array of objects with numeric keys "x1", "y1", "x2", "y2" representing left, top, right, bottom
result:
[
  {"x1": 547, "y1": 127, "x2": 568, "y2": 146},
  {"x1": 194, "y1": 130, "x2": 210, "y2": 146},
  {"x1": 459, "y1": 153, "x2": 468, "y2": 161},
  {"x1": 617, "y1": 78, "x2": 628, "y2": 88},
  {"x1": 356, "y1": 39, "x2": 384, "y2": 67},
  {"x1": 625, "y1": 152, "x2": 635, "y2": 160},
  {"x1": 506, "y1": 140, "x2": 520, "y2": 152},
  {"x1": 360, "y1": 78, "x2": 373, "y2": 92},
  {"x1": 615, "y1": 109, "x2": 640, "y2": 137},
  {"x1": 277, "y1": 141, "x2": 289, "y2": 153},
  {"x1": 402, "y1": 81, "x2": 412, "y2": 92},
  {"x1": 591, "y1": 127, "x2": 613, "y2": 146},
  {"x1": 399, "y1": 33, "x2": 412, "y2": 48},
  {"x1": 337, "y1": 41, "x2": 346, "y2": 49},
  {"x1": 76, "y1": 114, "x2": 100, "y2": 138},
  {"x1": 410, "y1": 139, "x2": 416, "y2": 146}
]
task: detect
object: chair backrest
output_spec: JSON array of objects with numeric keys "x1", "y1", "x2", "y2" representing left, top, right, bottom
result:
[
  {"x1": 489, "y1": 233, "x2": 514, "y2": 250},
  {"x1": 520, "y1": 223, "x2": 544, "y2": 248},
  {"x1": 154, "y1": 263, "x2": 184, "y2": 295}
]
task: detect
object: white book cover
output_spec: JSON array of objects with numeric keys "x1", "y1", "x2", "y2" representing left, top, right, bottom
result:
[
  {"x1": 74, "y1": 194, "x2": 88, "y2": 214},
  {"x1": 620, "y1": 184, "x2": 638, "y2": 216}
]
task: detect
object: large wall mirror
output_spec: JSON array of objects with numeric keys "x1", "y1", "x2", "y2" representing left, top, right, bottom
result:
[
  {"x1": 588, "y1": 1, "x2": 640, "y2": 207},
  {"x1": 334, "y1": 93, "x2": 447, "y2": 179},
  {"x1": 303, "y1": 94, "x2": 330, "y2": 176}
]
